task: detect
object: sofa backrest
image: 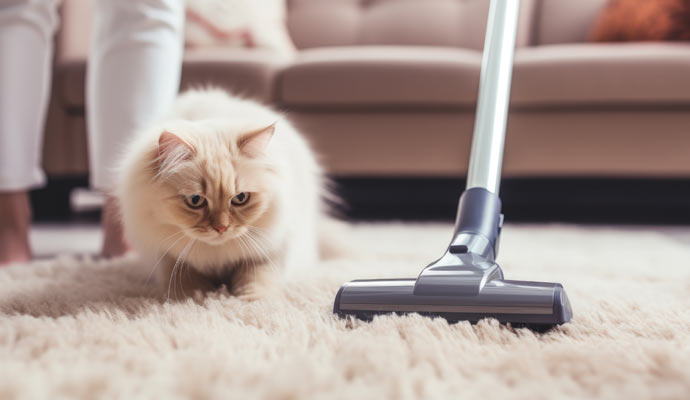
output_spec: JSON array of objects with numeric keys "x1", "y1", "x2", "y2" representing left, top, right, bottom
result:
[
  {"x1": 533, "y1": 0, "x2": 608, "y2": 44},
  {"x1": 286, "y1": 0, "x2": 538, "y2": 50}
]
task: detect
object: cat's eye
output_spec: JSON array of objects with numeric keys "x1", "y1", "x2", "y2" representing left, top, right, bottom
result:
[
  {"x1": 230, "y1": 192, "x2": 250, "y2": 206},
  {"x1": 184, "y1": 194, "x2": 207, "y2": 209}
]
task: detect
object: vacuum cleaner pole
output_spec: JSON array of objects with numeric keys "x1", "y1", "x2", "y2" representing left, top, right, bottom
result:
[
  {"x1": 466, "y1": 0, "x2": 520, "y2": 194},
  {"x1": 333, "y1": 0, "x2": 572, "y2": 329},
  {"x1": 449, "y1": 0, "x2": 520, "y2": 263}
]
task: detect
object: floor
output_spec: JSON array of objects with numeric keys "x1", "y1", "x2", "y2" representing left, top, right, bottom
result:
[{"x1": 4, "y1": 222, "x2": 690, "y2": 399}]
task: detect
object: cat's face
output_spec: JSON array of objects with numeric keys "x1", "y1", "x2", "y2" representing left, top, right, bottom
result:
[{"x1": 152, "y1": 120, "x2": 277, "y2": 246}]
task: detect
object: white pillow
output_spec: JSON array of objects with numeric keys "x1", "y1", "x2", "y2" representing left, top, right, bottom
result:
[{"x1": 185, "y1": 0, "x2": 296, "y2": 57}]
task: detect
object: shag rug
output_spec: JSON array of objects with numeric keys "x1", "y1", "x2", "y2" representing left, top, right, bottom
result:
[{"x1": 1, "y1": 224, "x2": 689, "y2": 399}]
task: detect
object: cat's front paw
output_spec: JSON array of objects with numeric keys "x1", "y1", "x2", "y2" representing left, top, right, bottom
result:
[
  {"x1": 231, "y1": 265, "x2": 278, "y2": 301},
  {"x1": 234, "y1": 282, "x2": 270, "y2": 302},
  {"x1": 158, "y1": 261, "x2": 218, "y2": 301}
]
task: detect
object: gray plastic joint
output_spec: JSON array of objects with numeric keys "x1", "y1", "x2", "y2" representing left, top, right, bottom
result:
[{"x1": 452, "y1": 188, "x2": 503, "y2": 261}]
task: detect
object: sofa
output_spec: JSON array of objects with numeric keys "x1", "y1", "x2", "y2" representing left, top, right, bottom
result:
[{"x1": 44, "y1": 0, "x2": 690, "y2": 184}]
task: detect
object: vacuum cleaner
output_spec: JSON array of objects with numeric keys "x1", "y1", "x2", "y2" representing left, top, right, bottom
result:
[{"x1": 333, "y1": 0, "x2": 572, "y2": 330}]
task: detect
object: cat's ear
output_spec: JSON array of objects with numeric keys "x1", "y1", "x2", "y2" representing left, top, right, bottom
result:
[
  {"x1": 158, "y1": 131, "x2": 195, "y2": 161},
  {"x1": 238, "y1": 122, "x2": 276, "y2": 158}
]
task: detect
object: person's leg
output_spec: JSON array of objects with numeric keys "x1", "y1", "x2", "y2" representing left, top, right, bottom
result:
[
  {"x1": 0, "y1": 0, "x2": 60, "y2": 265},
  {"x1": 88, "y1": 0, "x2": 184, "y2": 257},
  {"x1": 0, "y1": 192, "x2": 32, "y2": 264}
]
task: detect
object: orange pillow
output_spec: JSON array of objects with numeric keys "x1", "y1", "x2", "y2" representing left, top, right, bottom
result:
[{"x1": 589, "y1": 0, "x2": 690, "y2": 42}]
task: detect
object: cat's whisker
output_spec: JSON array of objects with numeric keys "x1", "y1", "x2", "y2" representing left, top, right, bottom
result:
[
  {"x1": 246, "y1": 226, "x2": 272, "y2": 242},
  {"x1": 230, "y1": 237, "x2": 255, "y2": 294},
  {"x1": 179, "y1": 239, "x2": 198, "y2": 298},
  {"x1": 177, "y1": 245, "x2": 186, "y2": 299},
  {"x1": 167, "y1": 238, "x2": 193, "y2": 301},
  {"x1": 246, "y1": 229, "x2": 274, "y2": 259},
  {"x1": 237, "y1": 236, "x2": 262, "y2": 272},
  {"x1": 246, "y1": 228, "x2": 279, "y2": 267},
  {"x1": 246, "y1": 235, "x2": 271, "y2": 264},
  {"x1": 243, "y1": 233, "x2": 279, "y2": 274},
  {"x1": 184, "y1": 240, "x2": 196, "y2": 284},
  {"x1": 234, "y1": 235, "x2": 249, "y2": 260},
  {"x1": 180, "y1": 239, "x2": 196, "y2": 297},
  {"x1": 237, "y1": 235, "x2": 259, "y2": 262},
  {"x1": 235, "y1": 236, "x2": 263, "y2": 278},
  {"x1": 167, "y1": 257, "x2": 178, "y2": 302},
  {"x1": 242, "y1": 227, "x2": 268, "y2": 250},
  {"x1": 155, "y1": 229, "x2": 187, "y2": 250},
  {"x1": 146, "y1": 230, "x2": 188, "y2": 285},
  {"x1": 177, "y1": 257, "x2": 184, "y2": 299}
]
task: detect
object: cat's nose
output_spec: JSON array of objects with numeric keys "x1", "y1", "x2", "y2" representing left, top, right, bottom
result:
[{"x1": 214, "y1": 225, "x2": 228, "y2": 233}]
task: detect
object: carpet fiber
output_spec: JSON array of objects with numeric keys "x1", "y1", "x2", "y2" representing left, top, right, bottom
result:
[{"x1": 1, "y1": 224, "x2": 689, "y2": 399}]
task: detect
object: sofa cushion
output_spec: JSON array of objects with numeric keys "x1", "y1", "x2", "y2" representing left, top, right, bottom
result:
[
  {"x1": 277, "y1": 46, "x2": 481, "y2": 107},
  {"x1": 512, "y1": 42, "x2": 690, "y2": 106},
  {"x1": 59, "y1": 49, "x2": 287, "y2": 107},
  {"x1": 180, "y1": 48, "x2": 289, "y2": 101},
  {"x1": 286, "y1": 0, "x2": 537, "y2": 49}
]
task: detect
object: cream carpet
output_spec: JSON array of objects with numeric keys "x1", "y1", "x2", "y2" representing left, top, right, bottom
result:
[{"x1": 1, "y1": 223, "x2": 689, "y2": 399}]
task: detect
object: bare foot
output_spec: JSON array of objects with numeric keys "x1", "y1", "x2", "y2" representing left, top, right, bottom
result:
[
  {"x1": 0, "y1": 191, "x2": 32, "y2": 266},
  {"x1": 101, "y1": 195, "x2": 131, "y2": 258}
]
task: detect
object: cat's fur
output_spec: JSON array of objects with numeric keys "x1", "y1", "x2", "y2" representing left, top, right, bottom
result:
[{"x1": 116, "y1": 89, "x2": 325, "y2": 300}]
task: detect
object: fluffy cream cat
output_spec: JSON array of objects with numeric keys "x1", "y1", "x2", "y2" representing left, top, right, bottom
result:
[{"x1": 116, "y1": 89, "x2": 326, "y2": 300}]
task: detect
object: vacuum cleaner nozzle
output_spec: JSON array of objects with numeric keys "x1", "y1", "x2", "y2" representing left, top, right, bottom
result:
[
  {"x1": 333, "y1": 188, "x2": 573, "y2": 330},
  {"x1": 333, "y1": 277, "x2": 573, "y2": 328}
]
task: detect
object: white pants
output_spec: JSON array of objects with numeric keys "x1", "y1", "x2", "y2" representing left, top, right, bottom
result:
[{"x1": 0, "y1": 0, "x2": 184, "y2": 191}]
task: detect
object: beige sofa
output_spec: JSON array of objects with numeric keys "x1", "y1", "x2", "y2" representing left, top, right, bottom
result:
[{"x1": 44, "y1": 0, "x2": 690, "y2": 181}]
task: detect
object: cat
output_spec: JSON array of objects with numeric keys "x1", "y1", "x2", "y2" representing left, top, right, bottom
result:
[{"x1": 116, "y1": 88, "x2": 329, "y2": 300}]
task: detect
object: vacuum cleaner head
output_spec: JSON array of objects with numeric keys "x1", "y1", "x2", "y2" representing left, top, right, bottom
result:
[
  {"x1": 333, "y1": 272, "x2": 573, "y2": 330},
  {"x1": 333, "y1": 188, "x2": 573, "y2": 330}
]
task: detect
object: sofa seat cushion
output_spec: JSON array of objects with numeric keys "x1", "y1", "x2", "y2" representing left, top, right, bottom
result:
[
  {"x1": 180, "y1": 48, "x2": 289, "y2": 101},
  {"x1": 59, "y1": 48, "x2": 287, "y2": 107},
  {"x1": 512, "y1": 42, "x2": 690, "y2": 107},
  {"x1": 277, "y1": 46, "x2": 482, "y2": 108}
]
